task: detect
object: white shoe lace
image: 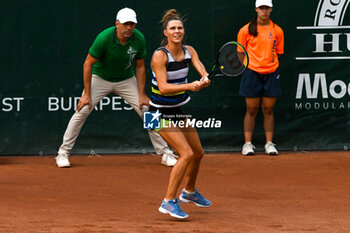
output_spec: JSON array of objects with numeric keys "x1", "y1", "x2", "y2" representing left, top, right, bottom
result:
[
  {"x1": 265, "y1": 142, "x2": 277, "y2": 153},
  {"x1": 165, "y1": 149, "x2": 178, "y2": 159},
  {"x1": 57, "y1": 149, "x2": 70, "y2": 157},
  {"x1": 243, "y1": 143, "x2": 255, "y2": 151}
]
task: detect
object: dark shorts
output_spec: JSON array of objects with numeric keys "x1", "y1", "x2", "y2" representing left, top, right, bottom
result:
[
  {"x1": 148, "y1": 106, "x2": 188, "y2": 131},
  {"x1": 239, "y1": 68, "x2": 282, "y2": 97},
  {"x1": 148, "y1": 106, "x2": 186, "y2": 121}
]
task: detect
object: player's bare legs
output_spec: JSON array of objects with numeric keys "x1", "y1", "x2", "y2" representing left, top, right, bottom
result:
[
  {"x1": 179, "y1": 124, "x2": 204, "y2": 192},
  {"x1": 158, "y1": 127, "x2": 194, "y2": 200},
  {"x1": 262, "y1": 97, "x2": 277, "y2": 143},
  {"x1": 158, "y1": 123, "x2": 210, "y2": 212},
  {"x1": 261, "y1": 96, "x2": 278, "y2": 155},
  {"x1": 243, "y1": 97, "x2": 260, "y2": 143}
]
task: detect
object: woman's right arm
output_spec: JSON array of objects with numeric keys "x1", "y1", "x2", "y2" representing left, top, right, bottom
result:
[{"x1": 151, "y1": 50, "x2": 202, "y2": 95}]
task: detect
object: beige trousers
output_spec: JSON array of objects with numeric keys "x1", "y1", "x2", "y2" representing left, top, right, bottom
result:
[{"x1": 59, "y1": 75, "x2": 169, "y2": 155}]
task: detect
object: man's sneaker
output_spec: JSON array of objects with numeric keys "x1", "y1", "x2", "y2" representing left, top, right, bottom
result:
[
  {"x1": 265, "y1": 142, "x2": 278, "y2": 156},
  {"x1": 161, "y1": 150, "x2": 178, "y2": 166},
  {"x1": 158, "y1": 198, "x2": 189, "y2": 219},
  {"x1": 179, "y1": 188, "x2": 211, "y2": 207},
  {"x1": 242, "y1": 142, "x2": 255, "y2": 156},
  {"x1": 55, "y1": 149, "x2": 71, "y2": 168}
]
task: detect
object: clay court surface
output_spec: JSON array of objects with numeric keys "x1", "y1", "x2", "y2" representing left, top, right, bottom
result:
[{"x1": 1, "y1": 152, "x2": 350, "y2": 233}]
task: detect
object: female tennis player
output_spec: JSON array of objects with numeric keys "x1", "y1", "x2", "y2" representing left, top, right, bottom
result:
[
  {"x1": 150, "y1": 9, "x2": 211, "y2": 219},
  {"x1": 237, "y1": 0, "x2": 284, "y2": 156}
]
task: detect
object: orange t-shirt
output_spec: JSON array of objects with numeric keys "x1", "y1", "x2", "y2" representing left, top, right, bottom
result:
[{"x1": 237, "y1": 20, "x2": 284, "y2": 74}]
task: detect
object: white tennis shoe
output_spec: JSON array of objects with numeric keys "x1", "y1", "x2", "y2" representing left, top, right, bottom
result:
[
  {"x1": 242, "y1": 142, "x2": 255, "y2": 156},
  {"x1": 265, "y1": 142, "x2": 278, "y2": 155},
  {"x1": 161, "y1": 150, "x2": 178, "y2": 167},
  {"x1": 56, "y1": 149, "x2": 71, "y2": 168}
]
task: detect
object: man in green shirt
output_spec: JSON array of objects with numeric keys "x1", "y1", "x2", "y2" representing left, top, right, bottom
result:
[{"x1": 56, "y1": 8, "x2": 177, "y2": 168}]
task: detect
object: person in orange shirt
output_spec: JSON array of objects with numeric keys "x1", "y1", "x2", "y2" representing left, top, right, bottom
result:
[{"x1": 237, "y1": 0, "x2": 284, "y2": 156}]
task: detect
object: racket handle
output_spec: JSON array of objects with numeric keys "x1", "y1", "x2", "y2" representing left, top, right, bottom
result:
[
  {"x1": 204, "y1": 77, "x2": 210, "y2": 82},
  {"x1": 207, "y1": 71, "x2": 215, "y2": 80}
]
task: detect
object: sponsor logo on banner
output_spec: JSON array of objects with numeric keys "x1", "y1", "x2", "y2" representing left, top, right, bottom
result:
[{"x1": 295, "y1": 0, "x2": 350, "y2": 110}]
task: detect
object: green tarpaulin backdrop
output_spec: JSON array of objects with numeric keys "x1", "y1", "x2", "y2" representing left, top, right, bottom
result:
[{"x1": 1, "y1": 0, "x2": 349, "y2": 155}]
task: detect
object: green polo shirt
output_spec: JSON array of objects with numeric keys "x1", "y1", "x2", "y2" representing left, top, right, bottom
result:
[{"x1": 89, "y1": 27, "x2": 146, "y2": 82}]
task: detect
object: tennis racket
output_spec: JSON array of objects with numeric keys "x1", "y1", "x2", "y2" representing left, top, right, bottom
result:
[{"x1": 206, "y1": 41, "x2": 249, "y2": 80}]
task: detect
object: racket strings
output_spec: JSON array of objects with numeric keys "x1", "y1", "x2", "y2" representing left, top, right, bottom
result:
[{"x1": 218, "y1": 44, "x2": 246, "y2": 76}]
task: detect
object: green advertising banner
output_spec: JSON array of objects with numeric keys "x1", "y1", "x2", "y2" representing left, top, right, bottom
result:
[{"x1": 1, "y1": 0, "x2": 349, "y2": 155}]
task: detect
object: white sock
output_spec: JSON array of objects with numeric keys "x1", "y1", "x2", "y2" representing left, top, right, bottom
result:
[{"x1": 183, "y1": 189, "x2": 195, "y2": 195}]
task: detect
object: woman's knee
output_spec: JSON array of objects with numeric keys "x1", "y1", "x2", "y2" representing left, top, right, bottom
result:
[
  {"x1": 262, "y1": 107, "x2": 274, "y2": 115},
  {"x1": 193, "y1": 148, "x2": 204, "y2": 160},
  {"x1": 179, "y1": 149, "x2": 195, "y2": 163},
  {"x1": 246, "y1": 107, "x2": 259, "y2": 117}
]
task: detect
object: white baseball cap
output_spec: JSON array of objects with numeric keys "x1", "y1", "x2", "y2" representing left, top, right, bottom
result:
[
  {"x1": 255, "y1": 0, "x2": 273, "y2": 7},
  {"x1": 116, "y1": 7, "x2": 137, "y2": 23}
]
